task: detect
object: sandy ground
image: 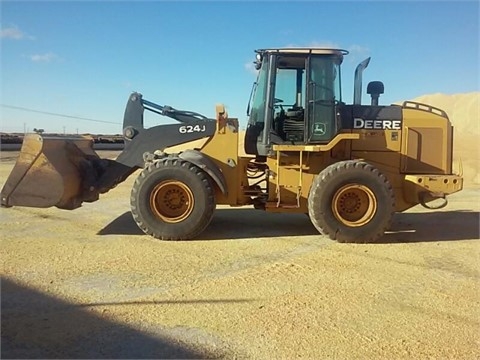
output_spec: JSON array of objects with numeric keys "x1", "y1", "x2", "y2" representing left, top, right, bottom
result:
[{"x1": 1, "y1": 150, "x2": 480, "y2": 359}]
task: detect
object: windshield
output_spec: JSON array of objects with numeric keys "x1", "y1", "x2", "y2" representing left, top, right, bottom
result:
[{"x1": 247, "y1": 56, "x2": 269, "y2": 126}]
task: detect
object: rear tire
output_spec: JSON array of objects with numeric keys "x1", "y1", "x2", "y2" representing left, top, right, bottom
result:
[
  {"x1": 130, "y1": 158, "x2": 215, "y2": 240},
  {"x1": 308, "y1": 160, "x2": 395, "y2": 243}
]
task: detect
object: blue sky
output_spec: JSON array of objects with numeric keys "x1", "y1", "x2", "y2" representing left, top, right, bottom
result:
[{"x1": 1, "y1": 1, "x2": 479, "y2": 134}]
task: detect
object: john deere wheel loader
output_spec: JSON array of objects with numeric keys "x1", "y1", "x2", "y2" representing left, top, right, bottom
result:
[{"x1": 1, "y1": 48, "x2": 463, "y2": 243}]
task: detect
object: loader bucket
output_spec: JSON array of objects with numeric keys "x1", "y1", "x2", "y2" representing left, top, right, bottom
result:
[{"x1": 1, "y1": 134, "x2": 101, "y2": 210}]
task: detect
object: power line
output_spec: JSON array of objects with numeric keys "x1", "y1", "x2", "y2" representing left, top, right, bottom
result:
[{"x1": 0, "y1": 104, "x2": 121, "y2": 125}]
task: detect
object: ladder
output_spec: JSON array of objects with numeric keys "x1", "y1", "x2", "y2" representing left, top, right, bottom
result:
[{"x1": 274, "y1": 149, "x2": 304, "y2": 209}]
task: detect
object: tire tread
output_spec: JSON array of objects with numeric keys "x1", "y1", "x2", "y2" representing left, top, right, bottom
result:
[
  {"x1": 308, "y1": 160, "x2": 395, "y2": 243},
  {"x1": 130, "y1": 159, "x2": 215, "y2": 240}
]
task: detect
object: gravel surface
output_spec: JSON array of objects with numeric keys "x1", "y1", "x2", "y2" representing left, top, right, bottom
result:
[{"x1": 1, "y1": 151, "x2": 479, "y2": 359}]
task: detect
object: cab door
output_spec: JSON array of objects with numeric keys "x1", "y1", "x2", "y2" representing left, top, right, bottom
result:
[{"x1": 306, "y1": 56, "x2": 340, "y2": 143}]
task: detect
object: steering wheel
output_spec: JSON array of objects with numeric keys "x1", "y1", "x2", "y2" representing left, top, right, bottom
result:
[{"x1": 274, "y1": 98, "x2": 285, "y2": 111}]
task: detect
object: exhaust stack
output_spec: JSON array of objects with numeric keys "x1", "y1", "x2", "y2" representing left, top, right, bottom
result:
[{"x1": 353, "y1": 57, "x2": 371, "y2": 105}]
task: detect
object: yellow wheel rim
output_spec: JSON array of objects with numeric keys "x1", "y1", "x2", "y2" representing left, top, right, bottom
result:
[
  {"x1": 150, "y1": 180, "x2": 194, "y2": 223},
  {"x1": 332, "y1": 184, "x2": 377, "y2": 227}
]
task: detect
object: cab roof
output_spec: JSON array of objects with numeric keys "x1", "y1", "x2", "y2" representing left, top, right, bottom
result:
[{"x1": 256, "y1": 48, "x2": 349, "y2": 56}]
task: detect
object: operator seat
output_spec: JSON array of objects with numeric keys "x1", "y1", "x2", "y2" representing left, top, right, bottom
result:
[{"x1": 283, "y1": 106, "x2": 304, "y2": 142}]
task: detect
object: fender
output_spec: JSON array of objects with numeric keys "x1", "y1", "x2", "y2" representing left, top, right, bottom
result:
[{"x1": 177, "y1": 150, "x2": 228, "y2": 195}]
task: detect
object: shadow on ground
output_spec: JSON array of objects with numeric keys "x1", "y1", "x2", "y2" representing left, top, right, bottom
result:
[
  {"x1": 98, "y1": 208, "x2": 479, "y2": 243},
  {"x1": 381, "y1": 210, "x2": 480, "y2": 243},
  {"x1": 1, "y1": 277, "x2": 232, "y2": 359},
  {"x1": 97, "y1": 208, "x2": 318, "y2": 239}
]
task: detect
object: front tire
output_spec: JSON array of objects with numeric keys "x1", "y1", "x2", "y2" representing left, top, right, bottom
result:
[
  {"x1": 130, "y1": 158, "x2": 215, "y2": 240},
  {"x1": 308, "y1": 161, "x2": 395, "y2": 243}
]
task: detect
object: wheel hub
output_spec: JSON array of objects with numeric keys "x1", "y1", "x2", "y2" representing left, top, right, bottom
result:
[
  {"x1": 332, "y1": 184, "x2": 377, "y2": 227},
  {"x1": 150, "y1": 181, "x2": 194, "y2": 223}
]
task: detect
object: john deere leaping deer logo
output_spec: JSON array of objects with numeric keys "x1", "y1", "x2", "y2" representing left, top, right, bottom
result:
[{"x1": 313, "y1": 123, "x2": 326, "y2": 135}]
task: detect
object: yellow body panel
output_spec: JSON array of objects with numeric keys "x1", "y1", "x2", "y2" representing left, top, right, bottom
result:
[
  {"x1": 196, "y1": 105, "x2": 252, "y2": 206},
  {"x1": 401, "y1": 108, "x2": 453, "y2": 174}
]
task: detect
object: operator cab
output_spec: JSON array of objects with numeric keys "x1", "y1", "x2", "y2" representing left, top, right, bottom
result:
[{"x1": 245, "y1": 48, "x2": 348, "y2": 156}]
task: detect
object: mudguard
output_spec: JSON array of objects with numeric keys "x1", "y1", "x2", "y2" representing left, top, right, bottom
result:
[{"x1": 165, "y1": 150, "x2": 228, "y2": 195}]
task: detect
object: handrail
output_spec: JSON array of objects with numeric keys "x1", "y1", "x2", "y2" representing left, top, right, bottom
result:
[{"x1": 402, "y1": 101, "x2": 448, "y2": 119}]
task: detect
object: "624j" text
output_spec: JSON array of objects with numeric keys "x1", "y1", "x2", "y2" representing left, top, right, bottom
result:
[{"x1": 179, "y1": 125, "x2": 206, "y2": 134}]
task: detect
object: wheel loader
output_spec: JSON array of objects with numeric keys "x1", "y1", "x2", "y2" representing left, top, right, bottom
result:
[{"x1": 1, "y1": 48, "x2": 463, "y2": 243}]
